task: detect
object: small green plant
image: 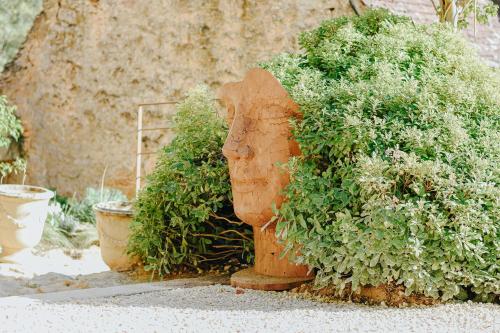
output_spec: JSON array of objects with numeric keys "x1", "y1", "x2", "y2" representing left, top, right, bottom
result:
[
  {"x1": 69, "y1": 187, "x2": 127, "y2": 224},
  {"x1": 262, "y1": 9, "x2": 499, "y2": 301},
  {"x1": 41, "y1": 200, "x2": 94, "y2": 250},
  {"x1": 128, "y1": 86, "x2": 253, "y2": 275},
  {"x1": 41, "y1": 212, "x2": 98, "y2": 251},
  {"x1": 0, "y1": 95, "x2": 25, "y2": 180},
  {"x1": 40, "y1": 187, "x2": 126, "y2": 250}
]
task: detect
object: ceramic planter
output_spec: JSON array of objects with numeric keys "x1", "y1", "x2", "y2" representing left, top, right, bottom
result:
[
  {"x1": 93, "y1": 201, "x2": 136, "y2": 271},
  {"x1": 0, "y1": 185, "x2": 54, "y2": 263}
]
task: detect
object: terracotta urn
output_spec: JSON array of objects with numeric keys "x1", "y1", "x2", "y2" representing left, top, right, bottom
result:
[
  {"x1": 0, "y1": 184, "x2": 54, "y2": 263},
  {"x1": 94, "y1": 201, "x2": 137, "y2": 271}
]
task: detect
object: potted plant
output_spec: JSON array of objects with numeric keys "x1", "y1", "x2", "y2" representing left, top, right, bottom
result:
[{"x1": 0, "y1": 184, "x2": 54, "y2": 263}]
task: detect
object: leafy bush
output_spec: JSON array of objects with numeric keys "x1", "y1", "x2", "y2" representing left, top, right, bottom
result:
[
  {"x1": 128, "y1": 86, "x2": 253, "y2": 275},
  {"x1": 0, "y1": 0, "x2": 43, "y2": 72},
  {"x1": 262, "y1": 9, "x2": 499, "y2": 301},
  {"x1": 0, "y1": 95, "x2": 25, "y2": 179}
]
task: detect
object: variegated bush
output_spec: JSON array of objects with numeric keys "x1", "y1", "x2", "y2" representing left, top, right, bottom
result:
[{"x1": 262, "y1": 9, "x2": 499, "y2": 301}]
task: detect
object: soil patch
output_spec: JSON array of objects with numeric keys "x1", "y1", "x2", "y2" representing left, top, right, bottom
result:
[{"x1": 290, "y1": 282, "x2": 438, "y2": 307}]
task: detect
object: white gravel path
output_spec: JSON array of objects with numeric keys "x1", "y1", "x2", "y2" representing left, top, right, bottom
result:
[{"x1": 1, "y1": 285, "x2": 499, "y2": 333}]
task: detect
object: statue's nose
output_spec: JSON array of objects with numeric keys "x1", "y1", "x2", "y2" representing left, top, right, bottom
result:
[{"x1": 223, "y1": 113, "x2": 254, "y2": 160}]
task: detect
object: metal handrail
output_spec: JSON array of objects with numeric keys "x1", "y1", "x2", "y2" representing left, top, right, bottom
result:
[
  {"x1": 135, "y1": 102, "x2": 179, "y2": 198},
  {"x1": 135, "y1": 98, "x2": 222, "y2": 197}
]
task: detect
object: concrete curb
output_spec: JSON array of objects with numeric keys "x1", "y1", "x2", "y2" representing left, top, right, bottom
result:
[{"x1": 0, "y1": 275, "x2": 229, "y2": 304}]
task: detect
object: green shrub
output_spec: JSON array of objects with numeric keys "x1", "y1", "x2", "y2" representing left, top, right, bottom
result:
[
  {"x1": 128, "y1": 86, "x2": 253, "y2": 275},
  {"x1": 0, "y1": 0, "x2": 43, "y2": 72},
  {"x1": 0, "y1": 95, "x2": 25, "y2": 179},
  {"x1": 262, "y1": 9, "x2": 499, "y2": 301}
]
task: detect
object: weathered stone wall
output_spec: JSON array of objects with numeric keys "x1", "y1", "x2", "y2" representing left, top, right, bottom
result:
[
  {"x1": 2, "y1": 0, "x2": 498, "y2": 198},
  {"x1": 0, "y1": 0, "x2": 355, "y2": 197}
]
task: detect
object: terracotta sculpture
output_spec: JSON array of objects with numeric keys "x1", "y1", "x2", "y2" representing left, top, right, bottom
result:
[{"x1": 219, "y1": 68, "x2": 313, "y2": 290}]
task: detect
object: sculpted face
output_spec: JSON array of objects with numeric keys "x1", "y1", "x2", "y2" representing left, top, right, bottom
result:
[{"x1": 219, "y1": 68, "x2": 300, "y2": 227}]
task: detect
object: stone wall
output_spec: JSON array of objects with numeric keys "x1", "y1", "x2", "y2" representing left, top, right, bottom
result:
[
  {"x1": 0, "y1": 0, "x2": 355, "y2": 197},
  {"x1": 1, "y1": 0, "x2": 498, "y2": 198}
]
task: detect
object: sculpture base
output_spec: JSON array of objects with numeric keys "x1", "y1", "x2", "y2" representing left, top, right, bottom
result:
[
  {"x1": 252, "y1": 225, "x2": 312, "y2": 277},
  {"x1": 231, "y1": 225, "x2": 314, "y2": 291},
  {"x1": 231, "y1": 267, "x2": 313, "y2": 291}
]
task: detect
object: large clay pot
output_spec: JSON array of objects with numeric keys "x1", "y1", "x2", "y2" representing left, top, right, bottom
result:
[
  {"x1": 0, "y1": 185, "x2": 54, "y2": 263},
  {"x1": 94, "y1": 201, "x2": 136, "y2": 271}
]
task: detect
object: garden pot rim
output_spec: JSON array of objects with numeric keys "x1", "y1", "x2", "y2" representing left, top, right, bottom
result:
[
  {"x1": 93, "y1": 200, "x2": 133, "y2": 216},
  {"x1": 0, "y1": 184, "x2": 54, "y2": 200}
]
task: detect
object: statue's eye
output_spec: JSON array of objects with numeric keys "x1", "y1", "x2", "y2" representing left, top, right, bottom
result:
[
  {"x1": 267, "y1": 119, "x2": 289, "y2": 126},
  {"x1": 259, "y1": 104, "x2": 288, "y2": 120},
  {"x1": 243, "y1": 117, "x2": 258, "y2": 131}
]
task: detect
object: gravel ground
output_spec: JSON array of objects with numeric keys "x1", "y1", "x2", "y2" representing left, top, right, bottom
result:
[{"x1": 1, "y1": 285, "x2": 498, "y2": 333}]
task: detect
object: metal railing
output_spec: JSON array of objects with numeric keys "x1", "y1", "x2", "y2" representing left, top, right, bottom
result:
[
  {"x1": 135, "y1": 98, "x2": 223, "y2": 197},
  {"x1": 135, "y1": 101, "x2": 178, "y2": 198}
]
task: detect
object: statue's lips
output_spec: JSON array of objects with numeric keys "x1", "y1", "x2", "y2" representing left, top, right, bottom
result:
[{"x1": 230, "y1": 179, "x2": 266, "y2": 193}]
